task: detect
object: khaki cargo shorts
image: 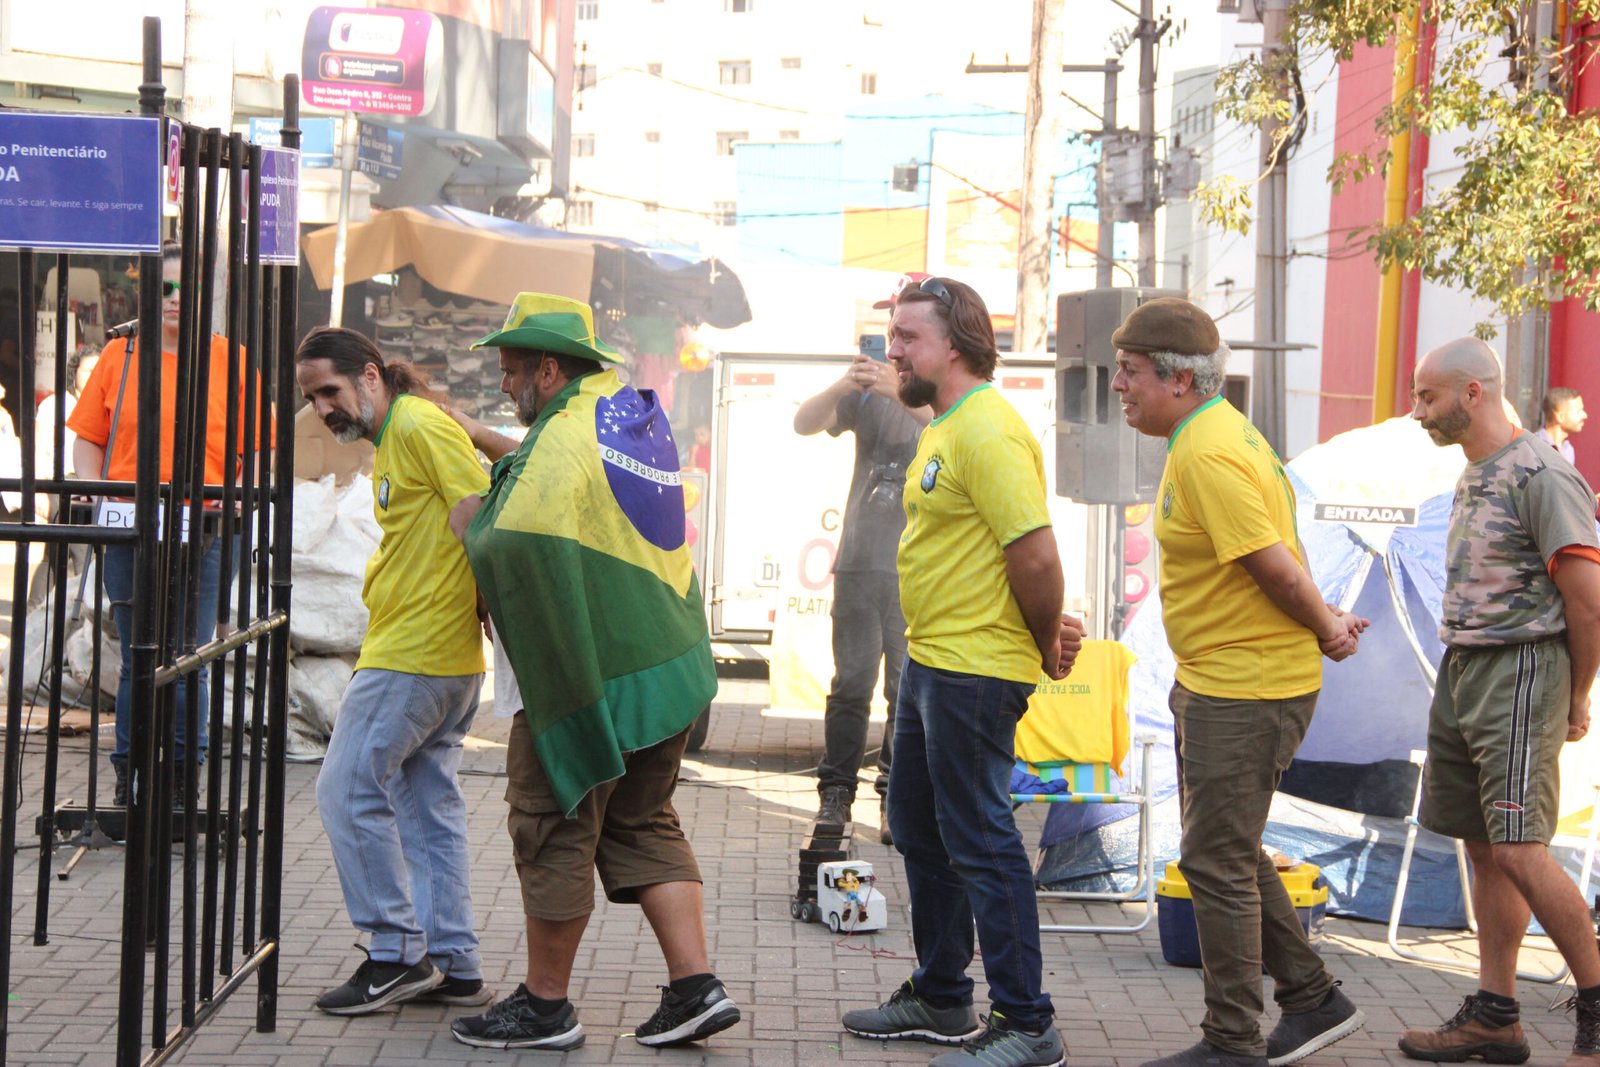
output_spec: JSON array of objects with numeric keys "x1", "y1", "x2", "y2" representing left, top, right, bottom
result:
[
  {"x1": 504, "y1": 712, "x2": 701, "y2": 921},
  {"x1": 1420, "y1": 638, "x2": 1570, "y2": 844}
]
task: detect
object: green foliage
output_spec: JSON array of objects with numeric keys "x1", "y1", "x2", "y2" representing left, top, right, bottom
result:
[{"x1": 1198, "y1": 0, "x2": 1600, "y2": 332}]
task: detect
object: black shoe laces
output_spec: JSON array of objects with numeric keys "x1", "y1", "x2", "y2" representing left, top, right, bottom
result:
[
  {"x1": 1441, "y1": 996, "x2": 1480, "y2": 1031},
  {"x1": 1562, "y1": 995, "x2": 1600, "y2": 1052}
]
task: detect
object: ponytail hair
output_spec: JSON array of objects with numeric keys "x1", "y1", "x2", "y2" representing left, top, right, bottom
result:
[{"x1": 295, "y1": 326, "x2": 440, "y2": 400}]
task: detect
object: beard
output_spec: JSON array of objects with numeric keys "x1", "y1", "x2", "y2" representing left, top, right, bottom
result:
[
  {"x1": 898, "y1": 373, "x2": 937, "y2": 409},
  {"x1": 515, "y1": 379, "x2": 541, "y2": 426},
  {"x1": 1421, "y1": 401, "x2": 1470, "y2": 446},
  {"x1": 329, "y1": 392, "x2": 376, "y2": 443}
]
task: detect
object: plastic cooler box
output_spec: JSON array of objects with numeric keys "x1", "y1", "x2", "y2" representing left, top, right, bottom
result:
[{"x1": 1155, "y1": 861, "x2": 1329, "y2": 968}]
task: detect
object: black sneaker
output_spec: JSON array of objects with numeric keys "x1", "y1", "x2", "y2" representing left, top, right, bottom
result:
[
  {"x1": 451, "y1": 984, "x2": 584, "y2": 1050},
  {"x1": 842, "y1": 980, "x2": 981, "y2": 1045},
  {"x1": 1562, "y1": 993, "x2": 1600, "y2": 1061},
  {"x1": 634, "y1": 979, "x2": 741, "y2": 1047},
  {"x1": 929, "y1": 1013, "x2": 1066, "y2": 1066},
  {"x1": 413, "y1": 974, "x2": 493, "y2": 1007},
  {"x1": 315, "y1": 950, "x2": 443, "y2": 1015},
  {"x1": 817, "y1": 785, "x2": 853, "y2": 829},
  {"x1": 1266, "y1": 984, "x2": 1365, "y2": 1065}
]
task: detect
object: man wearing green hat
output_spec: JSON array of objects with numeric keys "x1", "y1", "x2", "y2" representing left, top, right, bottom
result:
[
  {"x1": 1110, "y1": 297, "x2": 1367, "y2": 1067},
  {"x1": 446, "y1": 293, "x2": 740, "y2": 1053}
]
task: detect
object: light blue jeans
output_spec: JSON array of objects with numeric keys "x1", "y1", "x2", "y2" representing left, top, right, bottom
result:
[{"x1": 317, "y1": 668, "x2": 483, "y2": 978}]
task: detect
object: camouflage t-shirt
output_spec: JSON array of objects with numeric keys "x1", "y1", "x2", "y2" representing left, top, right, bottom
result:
[{"x1": 1441, "y1": 432, "x2": 1599, "y2": 648}]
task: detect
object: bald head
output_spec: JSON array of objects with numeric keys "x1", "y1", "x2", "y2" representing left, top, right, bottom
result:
[{"x1": 1416, "y1": 337, "x2": 1504, "y2": 400}]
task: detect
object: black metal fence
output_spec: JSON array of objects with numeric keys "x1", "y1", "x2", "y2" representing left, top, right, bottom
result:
[{"x1": 0, "y1": 19, "x2": 296, "y2": 1066}]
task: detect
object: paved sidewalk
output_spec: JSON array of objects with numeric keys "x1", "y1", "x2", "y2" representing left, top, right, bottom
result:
[{"x1": 5, "y1": 675, "x2": 1588, "y2": 1065}]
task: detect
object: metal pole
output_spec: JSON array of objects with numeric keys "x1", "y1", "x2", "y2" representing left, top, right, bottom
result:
[
  {"x1": 117, "y1": 18, "x2": 166, "y2": 1066},
  {"x1": 329, "y1": 110, "x2": 354, "y2": 326},
  {"x1": 1137, "y1": 0, "x2": 1158, "y2": 287},
  {"x1": 1252, "y1": 0, "x2": 1290, "y2": 456},
  {"x1": 1016, "y1": 0, "x2": 1064, "y2": 354},
  {"x1": 1097, "y1": 64, "x2": 1118, "y2": 288}
]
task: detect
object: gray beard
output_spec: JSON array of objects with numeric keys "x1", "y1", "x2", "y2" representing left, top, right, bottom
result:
[
  {"x1": 331, "y1": 392, "x2": 377, "y2": 442},
  {"x1": 516, "y1": 380, "x2": 541, "y2": 426}
]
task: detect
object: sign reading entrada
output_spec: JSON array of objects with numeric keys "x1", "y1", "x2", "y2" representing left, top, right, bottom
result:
[{"x1": 1313, "y1": 502, "x2": 1419, "y2": 526}]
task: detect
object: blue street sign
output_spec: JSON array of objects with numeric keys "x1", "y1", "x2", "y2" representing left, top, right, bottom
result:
[
  {"x1": 356, "y1": 121, "x2": 403, "y2": 181},
  {"x1": 0, "y1": 113, "x2": 162, "y2": 254},
  {"x1": 258, "y1": 148, "x2": 301, "y2": 266},
  {"x1": 249, "y1": 116, "x2": 336, "y2": 168}
]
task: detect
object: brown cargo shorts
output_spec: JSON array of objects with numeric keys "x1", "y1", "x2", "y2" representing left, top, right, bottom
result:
[
  {"x1": 1420, "y1": 638, "x2": 1570, "y2": 844},
  {"x1": 503, "y1": 712, "x2": 701, "y2": 921}
]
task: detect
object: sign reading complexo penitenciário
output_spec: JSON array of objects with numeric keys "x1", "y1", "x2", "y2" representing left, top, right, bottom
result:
[
  {"x1": 257, "y1": 148, "x2": 301, "y2": 266},
  {"x1": 0, "y1": 113, "x2": 162, "y2": 253}
]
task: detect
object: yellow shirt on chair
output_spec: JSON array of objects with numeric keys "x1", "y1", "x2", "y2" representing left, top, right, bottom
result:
[
  {"x1": 1018, "y1": 639, "x2": 1138, "y2": 771},
  {"x1": 898, "y1": 384, "x2": 1051, "y2": 684},
  {"x1": 357, "y1": 394, "x2": 490, "y2": 677}
]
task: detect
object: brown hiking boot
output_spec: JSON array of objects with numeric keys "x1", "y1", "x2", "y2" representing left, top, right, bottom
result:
[
  {"x1": 1397, "y1": 995, "x2": 1529, "y2": 1064},
  {"x1": 1564, "y1": 993, "x2": 1600, "y2": 1065}
]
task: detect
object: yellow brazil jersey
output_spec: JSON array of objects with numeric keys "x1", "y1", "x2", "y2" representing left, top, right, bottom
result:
[
  {"x1": 1156, "y1": 395, "x2": 1320, "y2": 699},
  {"x1": 898, "y1": 384, "x2": 1051, "y2": 684},
  {"x1": 358, "y1": 394, "x2": 490, "y2": 676}
]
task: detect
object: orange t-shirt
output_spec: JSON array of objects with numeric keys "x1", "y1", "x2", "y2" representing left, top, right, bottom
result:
[{"x1": 67, "y1": 334, "x2": 274, "y2": 486}]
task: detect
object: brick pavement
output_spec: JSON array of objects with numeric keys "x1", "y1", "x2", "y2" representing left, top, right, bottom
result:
[{"x1": 4, "y1": 675, "x2": 1588, "y2": 1066}]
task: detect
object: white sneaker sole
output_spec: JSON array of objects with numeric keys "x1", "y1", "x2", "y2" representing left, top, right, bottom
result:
[
  {"x1": 451, "y1": 1021, "x2": 584, "y2": 1050},
  {"x1": 843, "y1": 1023, "x2": 983, "y2": 1046},
  {"x1": 635, "y1": 999, "x2": 741, "y2": 1047},
  {"x1": 1267, "y1": 1008, "x2": 1366, "y2": 1066}
]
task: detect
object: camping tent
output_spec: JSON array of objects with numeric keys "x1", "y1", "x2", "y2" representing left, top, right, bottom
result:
[
  {"x1": 300, "y1": 204, "x2": 753, "y2": 334},
  {"x1": 1034, "y1": 417, "x2": 1600, "y2": 926}
]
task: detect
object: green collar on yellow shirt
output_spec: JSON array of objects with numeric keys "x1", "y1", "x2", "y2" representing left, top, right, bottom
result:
[
  {"x1": 1166, "y1": 394, "x2": 1223, "y2": 452},
  {"x1": 372, "y1": 394, "x2": 402, "y2": 448},
  {"x1": 930, "y1": 382, "x2": 991, "y2": 427}
]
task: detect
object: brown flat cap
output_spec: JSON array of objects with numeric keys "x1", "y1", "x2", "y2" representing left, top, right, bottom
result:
[{"x1": 1111, "y1": 297, "x2": 1220, "y2": 356}]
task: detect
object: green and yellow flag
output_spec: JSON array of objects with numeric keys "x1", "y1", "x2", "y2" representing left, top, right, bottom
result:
[{"x1": 464, "y1": 369, "x2": 716, "y2": 814}]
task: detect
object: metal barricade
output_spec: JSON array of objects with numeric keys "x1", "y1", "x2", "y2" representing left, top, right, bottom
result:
[{"x1": 0, "y1": 18, "x2": 297, "y2": 1066}]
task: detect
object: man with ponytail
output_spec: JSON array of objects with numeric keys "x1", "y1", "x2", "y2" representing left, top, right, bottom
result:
[{"x1": 294, "y1": 326, "x2": 492, "y2": 1016}]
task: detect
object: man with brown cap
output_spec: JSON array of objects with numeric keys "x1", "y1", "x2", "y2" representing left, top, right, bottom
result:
[
  {"x1": 1110, "y1": 298, "x2": 1368, "y2": 1067},
  {"x1": 792, "y1": 271, "x2": 931, "y2": 843}
]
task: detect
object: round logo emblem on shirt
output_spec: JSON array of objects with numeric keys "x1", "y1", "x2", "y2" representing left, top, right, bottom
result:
[
  {"x1": 377, "y1": 474, "x2": 391, "y2": 510},
  {"x1": 1161, "y1": 481, "x2": 1172, "y2": 520},
  {"x1": 920, "y1": 457, "x2": 942, "y2": 492}
]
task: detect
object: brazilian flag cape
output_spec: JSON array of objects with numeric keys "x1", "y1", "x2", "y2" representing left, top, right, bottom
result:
[{"x1": 463, "y1": 369, "x2": 716, "y2": 814}]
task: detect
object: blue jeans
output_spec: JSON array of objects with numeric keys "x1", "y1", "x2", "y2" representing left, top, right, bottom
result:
[
  {"x1": 887, "y1": 657, "x2": 1053, "y2": 1030},
  {"x1": 103, "y1": 534, "x2": 231, "y2": 767},
  {"x1": 317, "y1": 668, "x2": 483, "y2": 978}
]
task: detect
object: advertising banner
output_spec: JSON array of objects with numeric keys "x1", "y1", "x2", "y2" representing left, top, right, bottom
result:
[
  {"x1": 301, "y1": 6, "x2": 439, "y2": 116},
  {"x1": 0, "y1": 113, "x2": 162, "y2": 254}
]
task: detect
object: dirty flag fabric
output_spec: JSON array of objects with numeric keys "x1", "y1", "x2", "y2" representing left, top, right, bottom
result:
[{"x1": 464, "y1": 369, "x2": 717, "y2": 814}]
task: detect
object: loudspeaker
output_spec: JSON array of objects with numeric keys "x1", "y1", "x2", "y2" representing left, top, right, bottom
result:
[{"x1": 1055, "y1": 287, "x2": 1183, "y2": 504}]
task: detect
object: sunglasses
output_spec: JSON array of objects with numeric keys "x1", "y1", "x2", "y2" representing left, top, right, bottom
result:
[
  {"x1": 917, "y1": 276, "x2": 954, "y2": 308},
  {"x1": 162, "y1": 280, "x2": 181, "y2": 298}
]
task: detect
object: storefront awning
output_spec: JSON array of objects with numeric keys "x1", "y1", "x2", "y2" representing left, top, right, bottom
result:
[{"x1": 300, "y1": 205, "x2": 751, "y2": 330}]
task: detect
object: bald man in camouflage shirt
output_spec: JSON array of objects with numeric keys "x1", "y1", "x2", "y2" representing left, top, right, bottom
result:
[{"x1": 1401, "y1": 337, "x2": 1600, "y2": 1067}]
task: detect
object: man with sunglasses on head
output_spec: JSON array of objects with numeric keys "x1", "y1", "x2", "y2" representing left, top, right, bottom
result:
[
  {"x1": 792, "y1": 271, "x2": 932, "y2": 845},
  {"x1": 69, "y1": 240, "x2": 265, "y2": 809},
  {"x1": 840, "y1": 275, "x2": 1083, "y2": 1067}
]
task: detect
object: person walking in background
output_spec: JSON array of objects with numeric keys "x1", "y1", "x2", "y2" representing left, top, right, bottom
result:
[
  {"x1": 448, "y1": 293, "x2": 739, "y2": 1053},
  {"x1": 68, "y1": 240, "x2": 256, "y2": 808},
  {"x1": 1538, "y1": 386, "x2": 1587, "y2": 465},
  {"x1": 840, "y1": 275, "x2": 1081, "y2": 1067},
  {"x1": 1398, "y1": 338, "x2": 1600, "y2": 1067},
  {"x1": 793, "y1": 272, "x2": 931, "y2": 844},
  {"x1": 294, "y1": 326, "x2": 491, "y2": 1016},
  {"x1": 1110, "y1": 297, "x2": 1368, "y2": 1067}
]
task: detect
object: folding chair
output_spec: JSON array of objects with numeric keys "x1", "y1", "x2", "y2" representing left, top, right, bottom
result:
[
  {"x1": 1387, "y1": 747, "x2": 1600, "y2": 990},
  {"x1": 1010, "y1": 639, "x2": 1158, "y2": 935}
]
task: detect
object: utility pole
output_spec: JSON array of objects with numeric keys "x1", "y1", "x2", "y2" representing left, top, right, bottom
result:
[
  {"x1": 1136, "y1": 0, "x2": 1158, "y2": 286},
  {"x1": 1097, "y1": 63, "x2": 1118, "y2": 288},
  {"x1": 1253, "y1": 0, "x2": 1290, "y2": 456},
  {"x1": 1016, "y1": 0, "x2": 1065, "y2": 354},
  {"x1": 1503, "y1": 0, "x2": 1556, "y2": 424}
]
